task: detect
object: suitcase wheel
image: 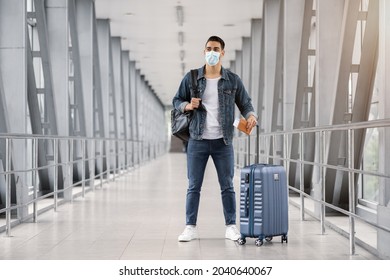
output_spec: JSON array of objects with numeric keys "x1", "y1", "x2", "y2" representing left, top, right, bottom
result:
[
  {"x1": 281, "y1": 235, "x2": 288, "y2": 243},
  {"x1": 255, "y1": 238, "x2": 263, "y2": 247},
  {"x1": 237, "y1": 238, "x2": 246, "y2": 245},
  {"x1": 265, "y1": 236, "x2": 273, "y2": 242}
]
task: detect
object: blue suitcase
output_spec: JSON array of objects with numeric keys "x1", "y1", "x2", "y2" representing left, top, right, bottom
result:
[{"x1": 238, "y1": 163, "x2": 289, "y2": 246}]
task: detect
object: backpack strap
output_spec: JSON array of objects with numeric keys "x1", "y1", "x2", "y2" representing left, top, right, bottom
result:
[{"x1": 189, "y1": 69, "x2": 198, "y2": 98}]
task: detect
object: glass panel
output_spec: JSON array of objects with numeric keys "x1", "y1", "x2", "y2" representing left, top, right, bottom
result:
[{"x1": 362, "y1": 127, "x2": 379, "y2": 202}]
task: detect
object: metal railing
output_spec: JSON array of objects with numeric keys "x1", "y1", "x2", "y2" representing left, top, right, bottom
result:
[
  {"x1": 233, "y1": 118, "x2": 390, "y2": 256},
  {"x1": 0, "y1": 133, "x2": 167, "y2": 236}
]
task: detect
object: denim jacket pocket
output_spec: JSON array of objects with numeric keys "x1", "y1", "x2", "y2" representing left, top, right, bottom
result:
[{"x1": 221, "y1": 89, "x2": 235, "y2": 107}]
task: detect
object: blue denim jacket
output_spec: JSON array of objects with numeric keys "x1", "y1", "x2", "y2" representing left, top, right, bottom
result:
[{"x1": 172, "y1": 66, "x2": 257, "y2": 145}]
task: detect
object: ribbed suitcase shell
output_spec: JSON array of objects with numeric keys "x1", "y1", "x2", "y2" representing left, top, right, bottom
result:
[{"x1": 239, "y1": 164, "x2": 288, "y2": 245}]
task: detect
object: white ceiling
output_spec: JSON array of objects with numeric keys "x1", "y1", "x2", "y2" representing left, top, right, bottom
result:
[{"x1": 94, "y1": 0, "x2": 263, "y2": 106}]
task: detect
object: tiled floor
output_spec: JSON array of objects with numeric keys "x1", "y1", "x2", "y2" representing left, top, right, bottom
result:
[{"x1": 0, "y1": 153, "x2": 380, "y2": 260}]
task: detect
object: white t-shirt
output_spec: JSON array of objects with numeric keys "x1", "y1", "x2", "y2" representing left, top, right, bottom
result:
[{"x1": 202, "y1": 77, "x2": 223, "y2": 139}]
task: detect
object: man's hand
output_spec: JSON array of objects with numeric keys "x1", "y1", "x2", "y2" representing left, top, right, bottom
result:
[
  {"x1": 246, "y1": 115, "x2": 257, "y2": 130},
  {"x1": 185, "y1": 98, "x2": 202, "y2": 111}
]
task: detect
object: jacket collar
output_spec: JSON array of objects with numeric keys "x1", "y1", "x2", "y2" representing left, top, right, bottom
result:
[{"x1": 198, "y1": 65, "x2": 229, "y2": 81}]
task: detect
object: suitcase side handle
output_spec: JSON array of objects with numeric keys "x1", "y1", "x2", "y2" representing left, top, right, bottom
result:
[{"x1": 244, "y1": 184, "x2": 250, "y2": 217}]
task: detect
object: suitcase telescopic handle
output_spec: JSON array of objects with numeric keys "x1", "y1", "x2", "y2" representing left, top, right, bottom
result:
[{"x1": 247, "y1": 125, "x2": 260, "y2": 164}]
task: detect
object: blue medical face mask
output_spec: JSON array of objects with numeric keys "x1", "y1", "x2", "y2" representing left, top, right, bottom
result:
[{"x1": 205, "y1": 51, "x2": 220, "y2": 66}]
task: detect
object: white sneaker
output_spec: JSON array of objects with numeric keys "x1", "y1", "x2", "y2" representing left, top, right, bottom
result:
[
  {"x1": 178, "y1": 225, "x2": 198, "y2": 242},
  {"x1": 225, "y1": 225, "x2": 241, "y2": 241}
]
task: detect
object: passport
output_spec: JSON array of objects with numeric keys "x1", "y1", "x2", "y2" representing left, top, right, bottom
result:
[{"x1": 233, "y1": 118, "x2": 253, "y2": 135}]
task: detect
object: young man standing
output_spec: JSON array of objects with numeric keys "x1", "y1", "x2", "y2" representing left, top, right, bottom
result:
[{"x1": 172, "y1": 36, "x2": 258, "y2": 242}]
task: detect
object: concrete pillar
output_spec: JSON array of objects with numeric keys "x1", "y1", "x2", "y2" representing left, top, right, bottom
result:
[
  {"x1": 129, "y1": 61, "x2": 138, "y2": 165},
  {"x1": 122, "y1": 51, "x2": 131, "y2": 167},
  {"x1": 75, "y1": 0, "x2": 93, "y2": 138},
  {"x1": 283, "y1": 0, "x2": 304, "y2": 132},
  {"x1": 46, "y1": 0, "x2": 71, "y2": 199},
  {"x1": 241, "y1": 37, "x2": 251, "y2": 92},
  {"x1": 96, "y1": 19, "x2": 116, "y2": 171},
  {"x1": 313, "y1": 0, "x2": 345, "y2": 213},
  {"x1": 0, "y1": 0, "x2": 28, "y2": 217},
  {"x1": 250, "y1": 19, "x2": 262, "y2": 111},
  {"x1": 112, "y1": 37, "x2": 126, "y2": 169},
  {"x1": 262, "y1": 0, "x2": 281, "y2": 134}
]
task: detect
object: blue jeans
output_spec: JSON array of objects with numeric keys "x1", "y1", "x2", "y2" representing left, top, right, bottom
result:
[{"x1": 185, "y1": 138, "x2": 236, "y2": 226}]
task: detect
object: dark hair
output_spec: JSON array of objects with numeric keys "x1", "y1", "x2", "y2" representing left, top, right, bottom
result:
[{"x1": 205, "y1": 36, "x2": 225, "y2": 50}]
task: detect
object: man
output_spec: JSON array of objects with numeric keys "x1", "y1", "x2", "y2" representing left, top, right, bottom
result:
[{"x1": 172, "y1": 36, "x2": 258, "y2": 242}]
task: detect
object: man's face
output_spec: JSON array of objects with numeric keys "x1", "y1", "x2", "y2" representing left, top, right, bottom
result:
[{"x1": 205, "y1": 41, "x2": 225, "y2": 57}]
